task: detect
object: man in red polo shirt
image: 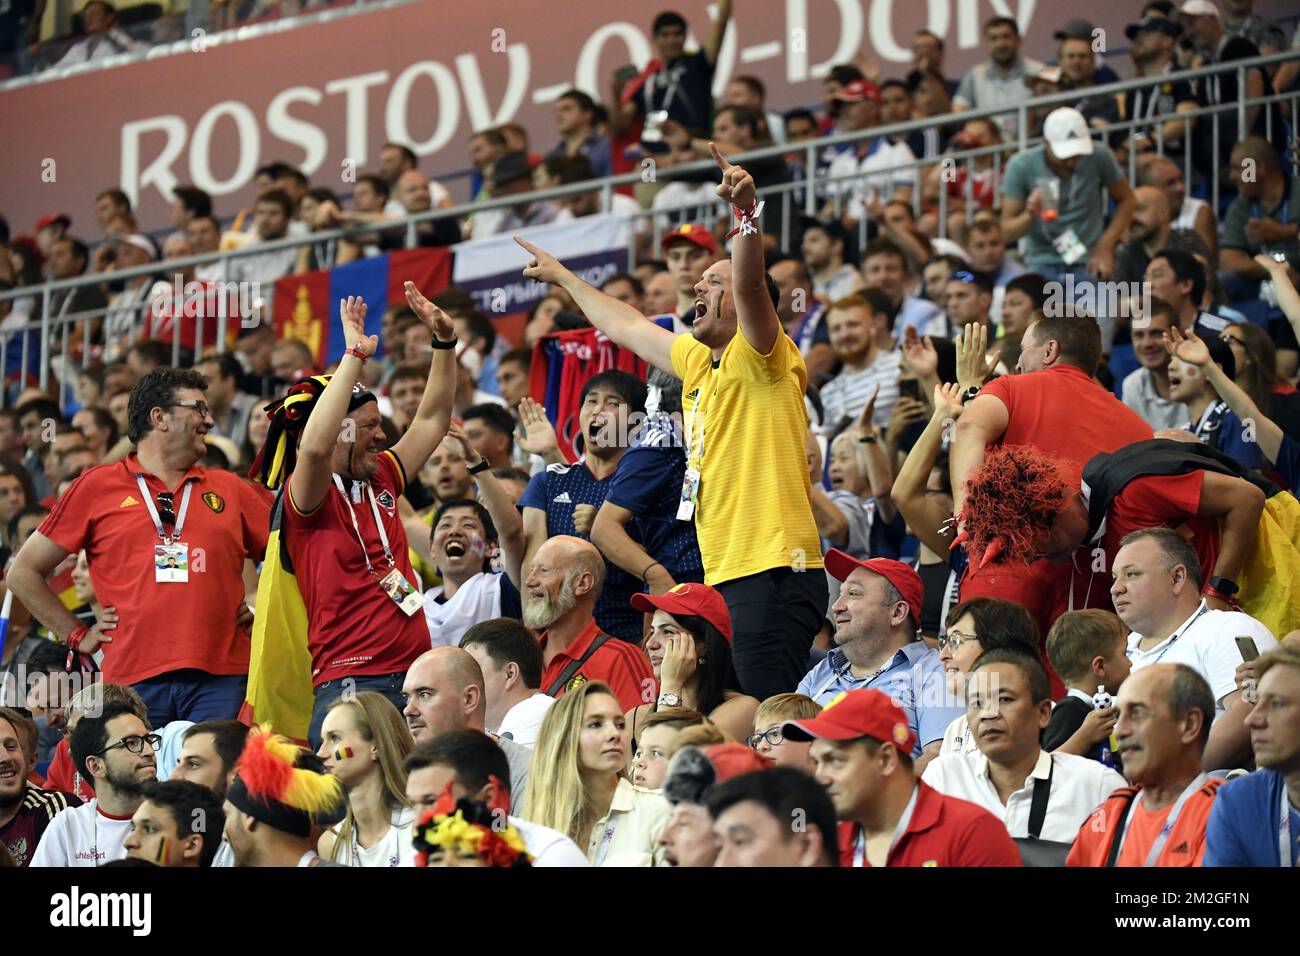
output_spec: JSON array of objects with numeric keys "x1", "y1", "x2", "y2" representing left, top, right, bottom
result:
[
  {"x1": 950, "y1": 311, "x2": 1153, "y2": 690},
  {"x1": 9, "y1": 368, "x2": 270, "y2": 728},
  {"x1": 527, "y1": 535, "x2": 654, "y2": 712},
  {"x1": 252, "y1": 291, "x2": 458, "y2": 746},
  {"x1": 783, "y1": 688, "x2": 1022, "y2": 867}
]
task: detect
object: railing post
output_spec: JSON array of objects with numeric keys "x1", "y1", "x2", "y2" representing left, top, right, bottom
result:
[
  {"x1": 1237, "y1": 65, "x2": 1247, "y2": 137},
  {"x1": 1018, "y1": 104, "x2": 1027, "y2": 152},
  {"x1": 1212, "y1": 108, "x2": 1220, "y2": 216},
  {"x1": 39, "y1": 284, "x2": 51, "y2": 392},
  {"x1": 804, "y1": 143, "x2": 818, "y2": 215}
]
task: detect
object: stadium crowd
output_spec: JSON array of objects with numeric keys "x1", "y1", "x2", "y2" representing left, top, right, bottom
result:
[{"x1": 2, "y1": 0, "x2": 1300, "y2": 869}]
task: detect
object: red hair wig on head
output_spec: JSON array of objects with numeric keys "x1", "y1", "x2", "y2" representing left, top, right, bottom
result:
[{"x1": 961, "y1": 445, "x2": 1073, "y2": 566}]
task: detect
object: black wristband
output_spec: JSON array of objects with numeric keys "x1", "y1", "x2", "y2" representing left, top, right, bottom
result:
[
  {"x1": 430, "y1": 337, "x2": 458, "y2": 351},
  {"x1": 467, "y1": 459, "x2": 490, "y2": 475}
]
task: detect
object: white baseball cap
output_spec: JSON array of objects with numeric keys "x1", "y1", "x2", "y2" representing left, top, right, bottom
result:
[
  {"x1": 1042, "y1": 107, "x2": 1094, "y2": 160},
  {"x1": 1179, "y1": 0, "x2": 1220, "y2": 18}
]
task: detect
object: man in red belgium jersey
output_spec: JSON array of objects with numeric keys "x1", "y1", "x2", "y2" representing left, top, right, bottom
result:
[
  {"x1": 259, "y1": 290, "x2": 456, "y2": 746},
  {"x1": 9, "y1": 368, "x2": 270, "y2": 728},
  {"x1": 950, "y1": 311, "x2": 1153, "y2": 691},
  {"x1": 783, "y1": 688, "x2": 1022, "y2": 867}
]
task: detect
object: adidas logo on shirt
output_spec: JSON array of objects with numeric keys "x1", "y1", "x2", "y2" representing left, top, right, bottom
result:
[
  {"x1": 119, "y1": 495, "x2": 140, "y2": 508},
  {"x1": 553, "y1": 492, "x2": 572, "y2": 504}
]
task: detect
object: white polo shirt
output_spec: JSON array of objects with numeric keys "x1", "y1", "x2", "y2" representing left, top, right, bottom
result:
[
  {"x1": 922, "y1": 749, "x2": 1126, "y2": 843},
  {"x1": 30, "y1": 800, "x2": 133, "y2": 867},
  {"x1": 1126, "y1": 601, "x2": 1278, "y2": 710},
  {"x1": 496, "y1": 692, "x2": 556, "y2": 748}
]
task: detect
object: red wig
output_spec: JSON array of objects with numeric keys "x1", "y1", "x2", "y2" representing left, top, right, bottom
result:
[{"x1": 961, "y1": 445, "x2": 1073, "y2": 566}]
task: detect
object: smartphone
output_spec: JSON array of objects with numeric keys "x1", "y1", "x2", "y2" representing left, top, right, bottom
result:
[
  {"x1": 898, "y1": 379, "x2": 922, "y2": 402},
  {"x1": 1235, "y1": 636, "x2": 1260, "y2": 662}
]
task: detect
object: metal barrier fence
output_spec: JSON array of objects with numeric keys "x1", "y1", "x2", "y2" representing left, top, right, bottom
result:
[{"x1": 2, "y1": 49, "x2": 1297, "y2": 408}]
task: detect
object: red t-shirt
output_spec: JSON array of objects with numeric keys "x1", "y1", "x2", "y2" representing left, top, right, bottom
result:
[
  {"x1": 539, "y1": 618, "x2": 655, "y2": 713},
  {"x1": 1067, "y1": 780, "x2": 1220, "y2": 867},
  {"x1": 39, "y1": 455, "x2": 270, "y2": 685},
  {"x1": 283, "y1": 451, "x2": 430, "y2": 686},
  {"x1": 837, "y1": 781, "x2": 1023, "y2": 867},
  {"x1": 43, "y1": 737, "x2": 93, "y2": 804}
]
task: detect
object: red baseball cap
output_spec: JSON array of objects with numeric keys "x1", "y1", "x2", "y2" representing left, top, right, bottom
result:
[
  {"x1": 703, "y1": 743, "x2": 774, "y2": 781},
  {"x1": 831, "y1": 80, "x2": 881, "y2": 104},
  {"x1": 781, "y1": 689, "x2": 917, "y2": 753},
  {"x1": 823, "y1": 549, "x2": 924, "y2": 628},
  {"x1": 660, "y1": 223, "x2": 718, "y2": 256},
  {"x1": 631, "y1": 582, "x2": 733, "y2": 642},
  {"x1": 35, "y1": 212, "x2": 71, "y2": 232}
]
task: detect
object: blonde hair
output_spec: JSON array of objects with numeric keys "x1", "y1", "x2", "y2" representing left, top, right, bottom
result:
[
  {"x1": 665, "y1": 721, "x2": 729, "y2": 758},
  {"x1": 1046, "y1": 609, "x2": 1127, "y2": 683},
  {"x1": 524, "y1": 681, "x2": 623, "y2": 842},
  {"x1": 325, "y1": 692, "x2": 414, "y2": 862},
  {"x1": 828, "y1": 431, "x2": 870, "y2": 493},
  {"x1": 754, "y1": 692, "x2": 821, "y2": 728}
]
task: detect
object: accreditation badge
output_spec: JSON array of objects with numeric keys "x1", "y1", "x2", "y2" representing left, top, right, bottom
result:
[
  {"x1": 155, "y1": 543, "x2": 189, "y2": 583},
  {"x1": 676, "y1": 467, "x2": 700, "y2": 521},
  {"x1": 379, "y1": 567, "x2": 424, "y2": 616}
]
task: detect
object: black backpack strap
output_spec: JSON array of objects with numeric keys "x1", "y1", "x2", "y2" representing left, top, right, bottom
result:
[
  {"x1": 545, "y1": 632, "x2": 613, "y2": 697},
  {"x1": 1027, "y1": 755, "x2": 1054, "y2": 840},
  {"x1": 1104, "y1": 790, "x2": 1140, "y2": 867}
]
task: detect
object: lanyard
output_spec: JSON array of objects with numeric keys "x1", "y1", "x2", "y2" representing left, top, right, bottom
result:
[
  {"x1": 855, "y1": 784, "x2": 919, "y2": 866},
  {"x1": 1145, "y1": 601, "x2": 1210, "y2": 665},
  {"x1": 136, "y1": 474, "x2": 194, "y2": 544},
  {"x1": 683, "y1": 366, "x2": 717, "y2": 469},
  {"x1": 815, "y1": 651, "x2": 899, "y2": 701},
  {"x1": 1281, "y1": 785, "x2": 1297, "y2": 868},
  {"x1": 331, "y1": 474, "x2": 394, "y2": 575},
  {"x1": 1117, "y1": 773, "x2": 1209, "y2": 867}
]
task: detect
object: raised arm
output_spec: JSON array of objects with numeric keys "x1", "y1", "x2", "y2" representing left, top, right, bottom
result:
[
  {"x1": 1257, "y1": 255, "x2": 1300, "y2": 344},
  {"x1": 389, "y1": 282, "x2": 458, "y2": 479},
  {"x1": 949, "y1": 393, "x2": 1009, "y2": 518},
  {"x1": 709, "y1": 142, "x2": 780, "y2": 355},
  {"x1": 891, "y1": 384, "x2": 963, "y2": 558},
  {"x1": 703, "y1": 0, "x2": 732, "y2": 65},
  {"x1": 449, "y1": 421, "x2": 525, "y2": 589},
  {"x1": 515, "y1": 236, "x2": 677, "y2": 373},
  {"x1": 290, "y1": 296, "x2": 376, "y2": 514}
]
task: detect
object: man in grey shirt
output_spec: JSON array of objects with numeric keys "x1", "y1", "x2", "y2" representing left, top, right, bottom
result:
[
  {"x1": 952, "y1": 16, "x2": 1043, "y2": 141},
  {"x1": 1000, "y1": 107, "x2": 1136, "y2": 348},
  {"x1": 1121, "y1": 300, "x2": 1192, "y2": 431}
]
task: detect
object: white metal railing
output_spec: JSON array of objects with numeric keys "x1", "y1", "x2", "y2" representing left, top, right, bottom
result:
[{"x1": 3, "y1": 50, "x2": 1297, "y2": 407}]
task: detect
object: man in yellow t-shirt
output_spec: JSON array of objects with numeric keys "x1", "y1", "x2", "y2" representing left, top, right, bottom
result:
[{"x1": 513, "y1": 144, "x2": 826, "y2": 700}]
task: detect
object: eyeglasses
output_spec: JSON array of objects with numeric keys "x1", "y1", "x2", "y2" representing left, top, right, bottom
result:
[
  {"x1": 166, "y1": 400, "x2": 211, "y2": 419},
  {"x1": 96, "y1": 733, "x2": 162, "y2": 757},
  {"x1": 746, "y1": 727, "x2": 785, "y2": 749},
  {"x1": 937, "y1": 629, "x2": 977, "y2": 651},
  {"x1": 952, "y1": 271, "x2": 976, "y2": 284}
]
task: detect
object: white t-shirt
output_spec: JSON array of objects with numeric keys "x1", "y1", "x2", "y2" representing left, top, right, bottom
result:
[
  {"x1": 328, "y1": 807, "x2": 416, "y2": 867},
  {"x1": 511, "y1": 815, "x2": 590, "y2": 867},
  {"x1": 30, "y1": 799, "x2": 133, "y2": 867},
  {"x1": 922, "y1": 749, "x2": 1127, "y2": 843},
  {"x1": 496, "y1": 693, "x2": 556, "y2": 748},
  {"x1": 1126, "y1": 601, "x2": 1278, "y2": 710},
  {"x1": 425, "y1": 572, "x2": 504, "y2": 649},
  {"x1": 938, "y1": 713, "x2": 980, "y2": 756},
  {"x1": 818, "y1": 349, "x2": 902, "y2": 431},
  {"x1": 824, "y1": 139, "x2": 919, "y2": 220}
]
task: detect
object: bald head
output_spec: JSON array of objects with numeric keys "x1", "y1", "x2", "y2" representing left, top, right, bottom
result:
[
  {"x1": 522, "y1": 535, "x2": 606, "y2": 631},
  {"x1": 1114, "y1": 663, "x2": 1214, "y2": 787},
  {"x1": 396, "y1": 169, "x2": 433, "y2": 213},
  {"x1": 401, "y1": 646, "x2": 486, "y2": 741},
  {"x1": 1130, "y1": 186, "x2": 1171, "y2": 242}
]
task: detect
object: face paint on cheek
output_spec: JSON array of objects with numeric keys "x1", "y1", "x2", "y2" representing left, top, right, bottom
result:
[
  {"x1": 469, "y1": 534, "x2": 487, "y2": 557},
  {"x1": 155, "y1": 836, "x2": 168, "y2": 864},
  {"x1": 334, "y1": 747, "x2": 354, "y2": 761}
]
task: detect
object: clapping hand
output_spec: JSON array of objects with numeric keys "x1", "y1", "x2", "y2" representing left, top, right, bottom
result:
[
  {"x1": 955, "y1": 322, "x2": 995, "y2": 389},
  {"x1": 339, "y1": 296, "x2": 378, "y2": 358},
  {"x1": 902, "y1": 327, "x2": 939, "y2": 380},
  {"x1": 515, "y1": 398, "x2": 560, "y2": 457},
  {"x1": 1163, "y1": 326, "x2": 1211, "y2": 367},
  {"x1": 403, "y1": 282, "x2": 455, "y2": 341},
  {"x1": 933, "y1": 382, "x2": 964, "y2": 421}
]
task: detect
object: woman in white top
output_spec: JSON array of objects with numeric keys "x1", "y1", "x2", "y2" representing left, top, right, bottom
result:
[
  {"x1": 525, "y1": 681, "x2": 670, "y2": 866},
  {"x1": 317, "y1": 692, "x2": 417, "y2": 867},
  {"x1": 937, "y1": 598, "x2": 1040, "y2": 755}
]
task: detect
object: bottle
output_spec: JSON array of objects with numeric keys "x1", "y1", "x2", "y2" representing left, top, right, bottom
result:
[{"x1": 1035, "y1": 176, "x2": 1060, "y2": 222}]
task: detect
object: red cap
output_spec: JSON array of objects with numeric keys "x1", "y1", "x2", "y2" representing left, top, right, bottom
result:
[
  {"x1": 660, "y1": 222, "x2": 718, "y2": 255},
  {"x1": 703, "y1": 743, "x2": 774, "y2": 781},
  {"x1": 781, "y1": 689, "x2": 917, "y2": 753},
  {"x1": 631, "y1": 582, "x2": 733, "y2": 642},
  {"x1": 831, "y1": 80, "x2": 881, "y2": 104},
  {"x1": 823, "y1": 549, "x2": 924, "y2": 628},
  {"x1": 35, "y1": 212, "x2": 71, "y2": 232}
]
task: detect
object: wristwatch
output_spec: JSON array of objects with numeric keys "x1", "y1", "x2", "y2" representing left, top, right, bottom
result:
[
  {"x1": 1205, "y1": 576, "x2": 1239, "y2": 596},
  {"x1": 961, "y1": 385, "x2": 982, "y2": 404},
  {"x1": 657, "y1": 693, "x2": 683, "y2": 709}
]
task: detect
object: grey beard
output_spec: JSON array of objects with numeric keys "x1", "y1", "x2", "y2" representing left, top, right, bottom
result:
[{"x1": 523, "y1": 578, "x2": 578, "y2": 630}]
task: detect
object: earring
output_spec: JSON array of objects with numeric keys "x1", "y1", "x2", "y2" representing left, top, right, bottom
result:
[{"x1": 697, "y1": 657, "x2": 705, "y2": 665}]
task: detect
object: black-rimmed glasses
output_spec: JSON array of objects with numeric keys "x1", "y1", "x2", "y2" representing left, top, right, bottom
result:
[
  {"x1": 166, "y1": 400, "x2": 211, "y2": 419},
  {"x1": 746, "y1": 727, "x2": 785, "y2": 749},
  {"x1": 96, "y1": 733, "x2": 161, "y2": 757}
]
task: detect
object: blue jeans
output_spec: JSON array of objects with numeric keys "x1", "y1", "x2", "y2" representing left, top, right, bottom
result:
[
  {"x1": 309, "y1": 672, "x2": 407, "y2": 750},
  {"x1": 132, "y1": 670, "x2": 247, "y2": 729}
]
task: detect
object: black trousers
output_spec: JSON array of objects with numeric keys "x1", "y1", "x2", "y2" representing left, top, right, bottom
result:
[{"x1": 717, "y1": 566, "x2": 829, "y2": 701}]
